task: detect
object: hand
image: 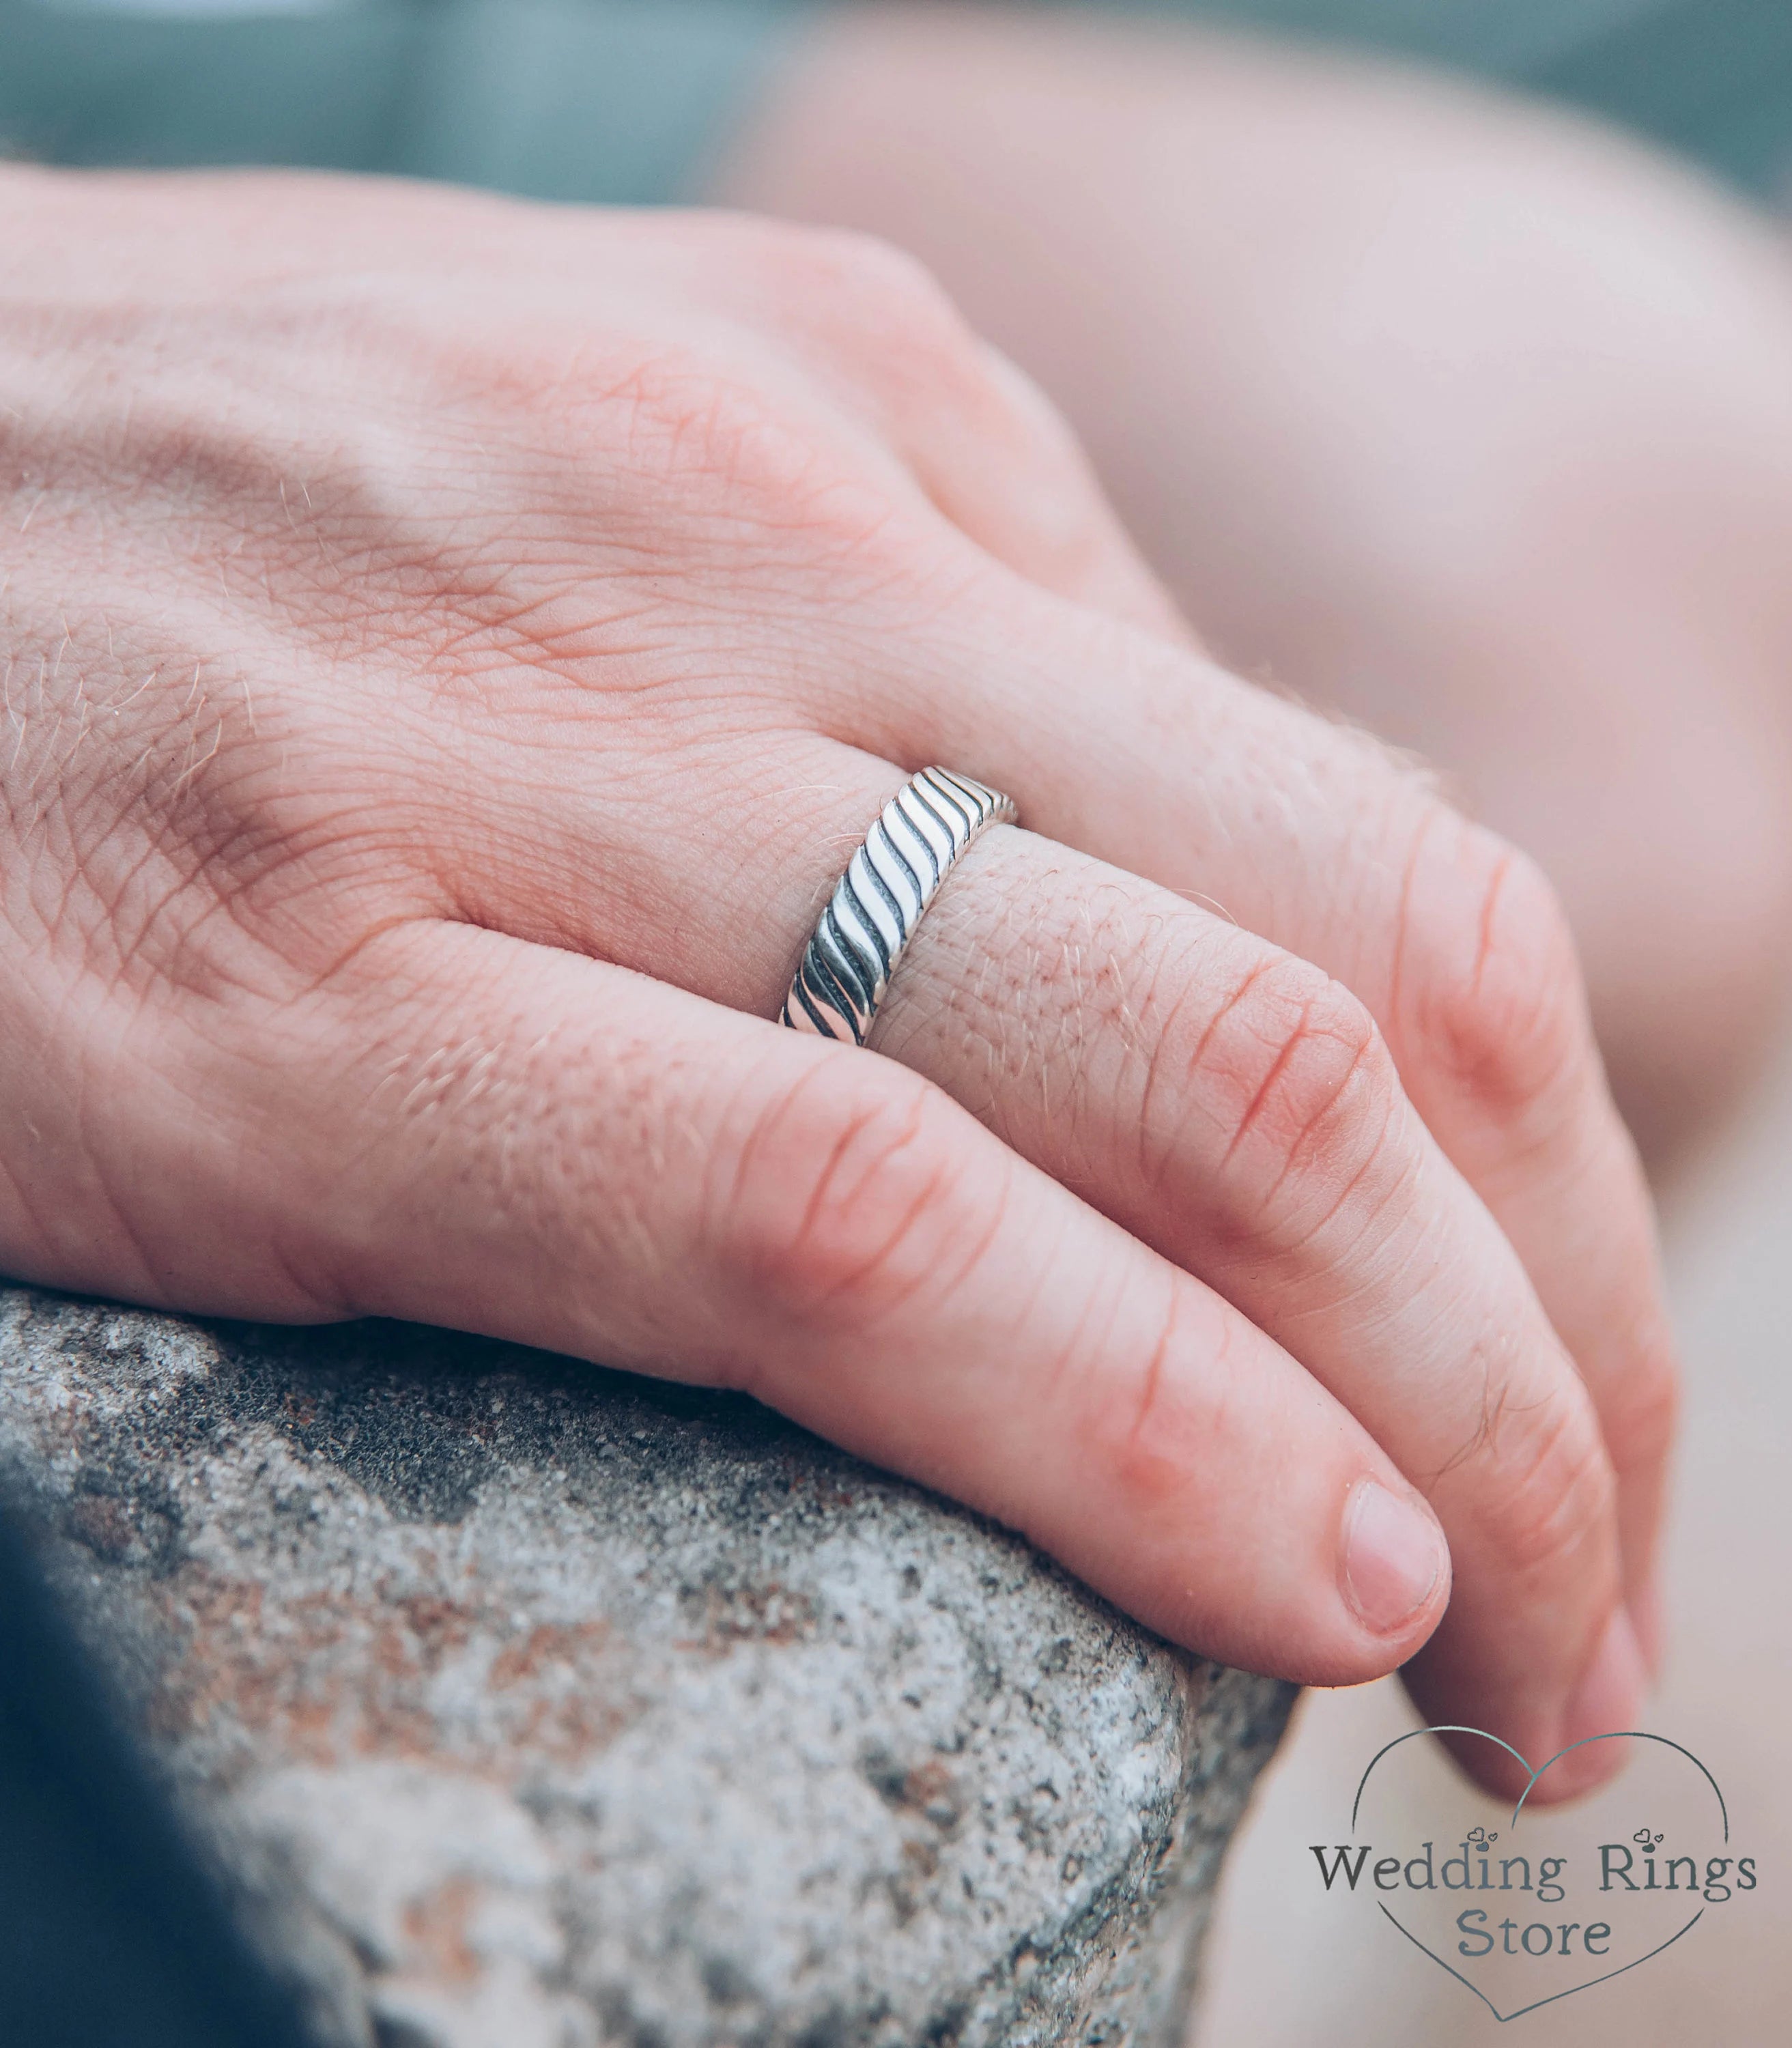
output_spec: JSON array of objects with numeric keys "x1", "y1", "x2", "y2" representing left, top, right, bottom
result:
[{"x1": 0, "y1": 168, "x2": 1675, "y2": 1798}]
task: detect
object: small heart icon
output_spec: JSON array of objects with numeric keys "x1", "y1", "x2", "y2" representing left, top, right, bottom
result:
[{"x1": 1336, "y1": 1727, "x2": 1733, "y2": 2023}]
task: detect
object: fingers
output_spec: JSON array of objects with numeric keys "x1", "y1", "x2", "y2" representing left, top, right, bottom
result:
[
  {"x1": 132, "y1": 914, "x2": 1446, "y2": 1688},
  {"x1": 1360, "y1": 807, "x2": 1679, "y2": 1681},
  {"x1": 388, "y1": 715, "x2": 1630, "y2": 1792},
  {"x1": 862, "y1": 825, "x2": 1639, "y2": 1797},
  {"x1": 818, "y1": 582, "x2": 1678, "y2": 1680},
  {"x1": 812, "y1": 810, "x2": 1632, "y2": 1790}
]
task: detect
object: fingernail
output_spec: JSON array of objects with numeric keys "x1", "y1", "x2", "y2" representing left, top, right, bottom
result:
[{"x1": 1341, "y1": 1479, "x2": 1447, "y2": 1635}]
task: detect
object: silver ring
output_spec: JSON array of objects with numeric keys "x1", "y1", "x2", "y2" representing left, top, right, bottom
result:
[{"x1": 782, "y1": 767, "x2": 1019, "y2": 1044}]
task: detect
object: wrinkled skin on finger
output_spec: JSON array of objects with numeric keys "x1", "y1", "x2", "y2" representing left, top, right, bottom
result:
[{"x1": 0, "y1": 167, "x2": 1675, "y2": 1800}]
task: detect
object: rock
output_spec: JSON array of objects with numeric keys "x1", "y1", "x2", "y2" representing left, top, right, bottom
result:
[{"x1": 0, "y1": 1285, "x2": 1294, "y2": 2048}]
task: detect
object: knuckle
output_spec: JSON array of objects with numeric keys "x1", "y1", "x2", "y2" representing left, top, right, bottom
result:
[
  {"x1": 723, "y1": 1059, "x2": 977, "y2": 1331},
  {"x1": 1470, "y1": 1382, "x2": 1619, "y2": 1587},
  {"x1": 1164, "y1": 947, "x2": 1395, "y2": 1222},
  {"x1": 748, "y1": 221, "x2": 997, "y2": 407},
  {"x1": 767, "y1": 223, "x2": 970, "y2": 350},
  {"x1": 1604, "y1": 1334, "x2": 1681, "y2": 1485},
  {"x1": 1102, "y1": 1281, "x2": 1240, "y2": 1513},
  {"x1": 1405, "y1": 821, "x2": 1591, "y2": 1130}
]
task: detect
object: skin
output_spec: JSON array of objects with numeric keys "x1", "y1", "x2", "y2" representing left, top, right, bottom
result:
[
  {"x1": 713, "y1": 4, "x2": 1792, "y2": 1174},
  {"x1": 0, "y1": 165, "x2": 1677, "y2": 1804}
]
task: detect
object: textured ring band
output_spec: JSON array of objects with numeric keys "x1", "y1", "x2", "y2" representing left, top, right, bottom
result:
[{"x1": 782, "y1": 767, "x2": 1019, "y2": 1044}]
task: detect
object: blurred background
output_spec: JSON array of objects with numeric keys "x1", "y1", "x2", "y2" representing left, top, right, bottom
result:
[{"x1": 9, "y1": 0, "x2": 1792, "y2": 203}]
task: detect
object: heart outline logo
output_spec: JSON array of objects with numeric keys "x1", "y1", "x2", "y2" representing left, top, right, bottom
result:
[{"x1": 1349, "y1": 1726, "x2": 1729, "y2": 2023}]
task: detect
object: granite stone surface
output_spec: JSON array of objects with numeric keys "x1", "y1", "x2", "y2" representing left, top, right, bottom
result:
[{"x1": 0, "y1": 1286, "x2": 1294, "y2": 2048}]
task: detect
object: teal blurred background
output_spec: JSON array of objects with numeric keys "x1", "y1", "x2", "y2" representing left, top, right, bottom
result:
[{"x1": 5, "y1": 0, "x2": 1792, "y2": 204}]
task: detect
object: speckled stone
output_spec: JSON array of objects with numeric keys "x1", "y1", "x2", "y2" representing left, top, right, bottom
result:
[{"x1": 0, "y1": 1286, "x2": 1294, "y2": 2048}]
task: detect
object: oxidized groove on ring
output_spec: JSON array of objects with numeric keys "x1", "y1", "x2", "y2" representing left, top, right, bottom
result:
[{"x1": 781, "y1": 767, "x2": 1019, "y2": 1043}]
